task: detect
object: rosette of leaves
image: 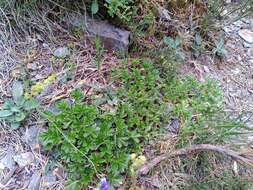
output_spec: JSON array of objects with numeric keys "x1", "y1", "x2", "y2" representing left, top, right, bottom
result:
[{"x1": 0, "y1": 81, "x2": 39, "y2": 129}]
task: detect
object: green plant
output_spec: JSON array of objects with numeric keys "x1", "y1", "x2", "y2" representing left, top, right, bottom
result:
[
  {"x1": 41, "y1": 60, "x2": 170, "y2": 188},
  {"x1": 93, "y1": 36, "x2": 105, "y2": 70},
  {"x1": 91, "y1": 0, "x2": 133, "y2": 22},
  {"x1": 163, "y1": 77, "x2": 246, "y2": 147},
  {"x1": 191, "y1": 32, "x2": 202, "y2": 58},
  {"x1": 41, "y1": 58, "x2": 251, "y2": 188},
  {"x1": 0, "y1": 81, "x2": 39, "y2": 129},
  {"x1": 213, "y1": 36, "x2": 227, "y2": 58},
  {"x1": 164, "y1": 36, "x2": 185, "y2": 61}
]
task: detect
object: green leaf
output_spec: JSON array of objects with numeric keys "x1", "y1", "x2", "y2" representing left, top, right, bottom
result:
[
  {"x1": 91, "y1": 0, "x2": 99, "y2": 14},
  {"x1": 15, "y1": 96, "x2": 25, "y2": 106},
  {"x1": 12, "y1": 81, "x2": 24, "y2": 102},
  {"x1": 15, "y1": 112, "x2": 26, "y2": 122},
  {"x1": 66, "y1": 180, "x2": 80, "y2": 190},
  {"x1": 0, "y1": 110, "x2": 13, "y2": 117},
  {"x1": 2, "y1": 100, "x2": 15, "y2": 109},
  {"x1": 195, "y1": 32, "x2": 202, "y2": 46},
  {"x1": 11, "y1": 106, "x2": 21, "y2": 113},
  {"x1": 24, "y1": 99, "x2": 39, "y2": 111},
  {"x1": 10, "y1": 122, "x2": 20, "y2": 129},
  {"x1": 164, "y1": 36, "x2": 175, "y2": 47}
]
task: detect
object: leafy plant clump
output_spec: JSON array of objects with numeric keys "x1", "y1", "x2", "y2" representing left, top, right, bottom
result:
[
  {"x1": 41, "y1": 59, "x2": 249, "y2": 188},
  {"x1": 41, "y1": 60, "x2": 168, "y2": 188},
  {"x1": 0, "y1": 81, "x2": 39, "y2": 129}
]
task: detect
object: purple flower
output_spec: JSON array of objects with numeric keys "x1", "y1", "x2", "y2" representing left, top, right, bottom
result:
[{"x1": 100, "y1": 177, "x2": 110, "y2": 190}]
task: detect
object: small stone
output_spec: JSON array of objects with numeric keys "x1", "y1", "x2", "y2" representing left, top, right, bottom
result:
[
  {"x1": 13, "y1": 152, "x2": 34, "y2": 167},
  {"x1": 248, "y1": 48, "x2": 253, "y2": 58},
  {"x1": 64, "y1": 14, "x2": 131, "y2": 51},
  {"x1": 232, "y1": 68, "x2": 241, "y2": 75},
  {"x1": 24, "y1": 126, "x2": 41, "y2": 148},
  {"x1": 157, "y1": 6, "x2": 171, "y2": 21},
  {"x1": 223, "y1": 26, "x2": 232, "y2": 34},
  {"x1": 0, "y1": 163, "x2": 5, "y2": 170},
  {"x1": 166, "y1": 118, "x2": 180, "y2": 134},
  {"x1": 243, "y1": 42, "x2": 252, "y2": 48},
  {"x1": 28, "y1": 172, "x2": 41, "y2": 190},
  {"x1": 53, "y1": 47, "x2": 70, "y2": 58},
  {"x1": 233, "y1": 20, "x2": 243, "y2": 27},
  {"x1": 27, "y1": 63, "x2": 37, "y2": 70},
  {"x1": 203, "y1": 65, "x2": 210, "y2": 73},
  {"x1": 42, "y1": 173, "x2": 57, "y2": 187},
  {"x1": 238, "y1": 29, "x2": 253, "y2": 43},
  {"x1": 0, "y1": 150, "x2": 15, "y2": 170}
]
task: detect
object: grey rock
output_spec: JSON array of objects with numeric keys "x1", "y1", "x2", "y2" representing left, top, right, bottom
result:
[
  {"x1": 233, "y1": 20, "x2": 243, "y2": 27},
  {"x1": 243, "y1": 42, "x2": 252, "y2": 48},
  {"x1": 157, "y1": 6, "x2": 171, "y2": 21},
  {"x1": 0, "y1": 150, "x2": 15, "y2": 170},
  {"x1": 13, "y1": 152, "x2": 34, "y2": 167},
  {"x1": 27, "y1": 63, "x2": 38, "y2": 70},
  {"x1": 28, "y1": 172, "x2": 41, "y2": 190},
  {"x1": 238, "y1": 29, "x2": 253, "y2": 43},
  {"x1": 223, "y1": 26, "x2": 232, "y2": 34},
  {"x1": 43, "y1": 173, "x2": 57, "y2": 187},
  {"x1": 24, "y1": 126, "x2": 40, "y2": 147},
  {"x1": 166, "y1": 118, "x2": 180, "y2": 134},
  {"x1": 53, "y1": 47, "x2": 70, "y2": 58},
  {"x1": 64, "y1": 13, "x2": 131, "y2": 51},
  {"x1": 248, "y1": 47, "x2": 253, "y2": 58}
]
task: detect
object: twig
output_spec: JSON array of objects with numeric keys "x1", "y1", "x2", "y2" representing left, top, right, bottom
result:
[
  {"x1": 0, "y1": 167, "x2": 17, "y2": 185},
  {"x1": 137, "y1": 144, "x2": 253, "y2": 175}
]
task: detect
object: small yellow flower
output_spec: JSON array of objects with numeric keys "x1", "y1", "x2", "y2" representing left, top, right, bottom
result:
[
  {"x1": 30, "y1": 74, "x2": 56, "y2": 96},
  {"x1": 130, "y1": 153, "x2": 137, "y2": 160},
  {"x1": 138, "y1": 155, "x2": 146, "y2": 163},
  {"x1": 132, "y1": 155, "x2": 146, "y2": 168}
]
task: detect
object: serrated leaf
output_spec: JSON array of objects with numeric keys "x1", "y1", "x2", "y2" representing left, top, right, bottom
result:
[
  {"x1": 24, "y1": 99, "x2": 39, "y2": 111},
  {"x1": 10, "y1": 122, "x2": 20, "y2": 129},
  {"x1": 91, "y1": 0, "x2": 99, "y2": 14},
  {"x1": 12, "y1": 81, "x2": 24, "y2": 102},
  {"x1": 0, "y1": 110, "x2": 13, "y2": 117}
]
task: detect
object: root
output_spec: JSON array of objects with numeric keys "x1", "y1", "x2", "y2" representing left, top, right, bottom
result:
[{"x1": 137, "y1": 144, "x2": 253, "y2": 175}]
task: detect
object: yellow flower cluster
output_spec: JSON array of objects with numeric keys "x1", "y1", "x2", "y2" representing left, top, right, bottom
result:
[
  {"x1": 130, "y1": 153, "x2": 146, "y2": 176},
  {"x1": 30, "y1": 74, "x2": 56, "y2": 97}
]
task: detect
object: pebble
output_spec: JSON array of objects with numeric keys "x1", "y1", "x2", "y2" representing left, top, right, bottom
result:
[
  {"x1": 42, "y1": 173, "x2": 57, "y2": 187},
  {"x1": 243, "y1": 42, "x2": 252, "y2": 48},
  {"x1": 247, "y1": 48, "x2": 253, "y2": 58},
  {"x1": 28, "y1": 172, "x2": 41, "y2": 190},
  {"x1": 0, "y1": 150, "x2": 15, "y2": 170},
  {"x1": 238, "y1": 29, "x2": 253, "y2": 43},
  {"x1": 232, "y1": 68, "x2": 241, "y2": 75},
  {"x1": 27, "y1": 63, "x2": 38, "y2": 70},
  {"x1": 24, "y1": 126, "x2": 41, "y2": 148},
  {"x1": 233, "y1": 20, "x2": 244, "y2": 27},
  {"x1": 53, "y1": 47, "x2": 70, "y2": 58},
  {"x1": 223, "y1": 26, "x2": 232, "y2": 34},
  {"x1": 203, "y1": 65, "x2": 210, "y2": 73},
  {"x1": 13, "y1": 152, "x2": 35, "y2": 167}
]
